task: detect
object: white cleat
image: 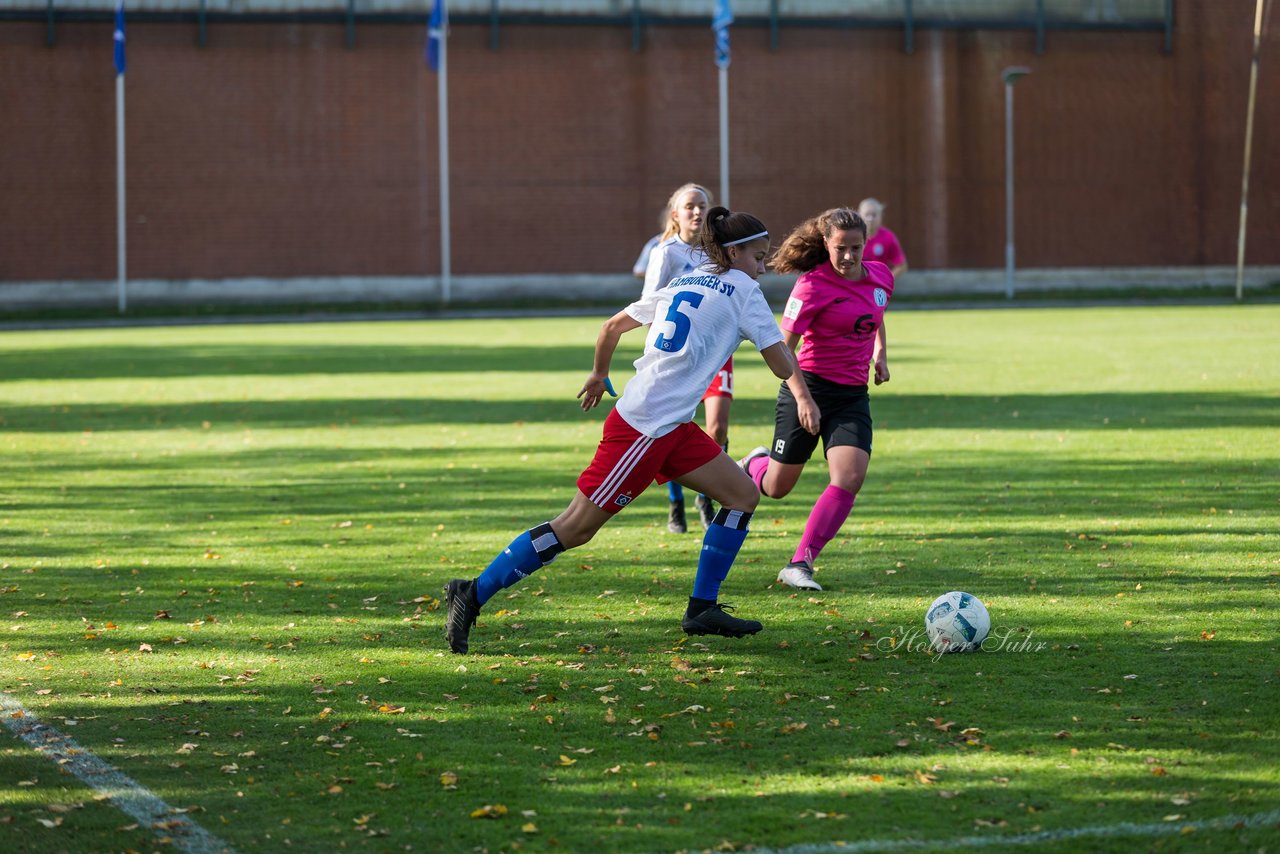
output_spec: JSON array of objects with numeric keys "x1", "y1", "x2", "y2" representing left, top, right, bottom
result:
[
  {"x1": 776, "y1": 560, "x2": 822, "y2": 591},
  {"x1": 737, "y1": 446, "x2": 770, "y2": 479}
]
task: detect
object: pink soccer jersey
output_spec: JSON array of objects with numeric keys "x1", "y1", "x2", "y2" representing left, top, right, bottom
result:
[
  {"x1": 865, "y1": 227, "x2": 906, "y2": 269},
  {"x1": 780, "y1": 260, "x2": 894, "y2": 386}
]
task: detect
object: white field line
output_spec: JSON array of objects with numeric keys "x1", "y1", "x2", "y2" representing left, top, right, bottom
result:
[
  {"x1": 1, "y1": 691, "x2": 233, "y2": 854},
  {"x1": 745, "y1": 808, "x2": 1280, "y2": 853}
]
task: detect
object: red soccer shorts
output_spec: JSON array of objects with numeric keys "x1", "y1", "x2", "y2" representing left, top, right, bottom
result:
[
  {"x1": 702, "y1": 356, "x2": 734, "y2": 400},
  {"x1": 577, "y1": 409, "x2": 723, "y2": 514}
]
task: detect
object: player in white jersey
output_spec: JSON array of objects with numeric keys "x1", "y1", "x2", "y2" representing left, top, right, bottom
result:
[
  {"x1": 443, "y1": 207, "x2": 797, "y2": 654},
  {"x1": 642, "y1": 183, "x2": 735, "y2": 533}
]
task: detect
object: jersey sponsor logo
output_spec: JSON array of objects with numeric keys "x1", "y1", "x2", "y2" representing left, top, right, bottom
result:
[
  {"x1": 874, "y1": 287, "x2": 888, "y2": 307},
  {"x1": 783, "y1": 297, "x2": 803, "y2": 320},
  {"x1": 853, "y1": 313, "x2": 877, "y2": 334},
  {"x1": 614, "y1": 494, "x2": 633, "y2": 507},
  {"x1": 774, "y1": 438, "x2": 786, "y2": 455}
]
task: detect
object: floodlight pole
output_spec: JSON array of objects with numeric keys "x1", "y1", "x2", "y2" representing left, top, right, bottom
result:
[
  {"x1": 1003, "y1": 66, "x2": 1031, "y2": 300},
  {"x1": 1235, "y1": 0, "x2": 1265, "y2": 302}
]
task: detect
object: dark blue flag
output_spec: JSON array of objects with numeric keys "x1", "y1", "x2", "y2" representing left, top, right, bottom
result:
[
  {"x1": 114, "y1": 0, "x2": 126, "y2": 75},
  {"x1": 426, "y1": 0, "x2": 443, "y2": 72}
]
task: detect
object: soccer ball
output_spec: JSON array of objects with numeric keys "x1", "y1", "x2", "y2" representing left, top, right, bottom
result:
[{"x1": 924, "y1": 591, "x2": 990, "y2": 653}]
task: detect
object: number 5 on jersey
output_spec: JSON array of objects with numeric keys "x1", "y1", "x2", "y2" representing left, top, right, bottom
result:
[{"x1": 654, "y1": 291, "x2": 705, "y2": 352}]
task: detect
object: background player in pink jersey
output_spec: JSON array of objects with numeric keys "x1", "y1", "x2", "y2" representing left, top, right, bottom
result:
[
  {"x1": 443, "y1": 207, "x2": 797, "y2": 654},
  {"x1": 643, "y1": 183, "x2": 735, "y2": 534},
  {"x1": 739, "y1": 207, "x2": 892, "y2": 591},
  {"x1": 858, "y1": 198, "x2": 908, "y2": 278}
]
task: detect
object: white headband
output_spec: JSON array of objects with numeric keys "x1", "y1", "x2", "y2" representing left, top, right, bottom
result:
[{"x1": 723, "y1": 230, "x2": 769, "y2": 247}]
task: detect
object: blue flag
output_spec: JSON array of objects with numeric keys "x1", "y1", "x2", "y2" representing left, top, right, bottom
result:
[
  {"x1": 713, "y1": 0, "x2": 732, "y2": 70},
  {"x1": 114, "y1": 0, "x2": 126, "y2": 75},
  {"x1": 426, "y1": 0, "x2": 443, "y2": 72}
]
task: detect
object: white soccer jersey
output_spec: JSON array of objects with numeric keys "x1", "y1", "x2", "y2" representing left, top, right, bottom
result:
[
  {"x1": 617, "y1": 268, "x2": 783, "y2": 438},
  {"x1": 641, "y1": 235, "x2": 709, "y2": 298}
]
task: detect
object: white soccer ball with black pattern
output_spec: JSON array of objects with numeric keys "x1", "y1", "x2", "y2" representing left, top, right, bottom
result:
[{"x1": 924, "y1": 591, "x2": 990, "y2": 653}]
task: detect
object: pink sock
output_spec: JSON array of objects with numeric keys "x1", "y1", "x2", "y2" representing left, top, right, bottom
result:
[
  {"x1": 746, "y1": 454, "x2": 769, "y2": 492},
  {"x1": 792, "y1": 485, "x2": 855, "y2": 564}
]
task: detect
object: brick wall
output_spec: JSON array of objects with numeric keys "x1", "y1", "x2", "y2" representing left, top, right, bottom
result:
[{"x1": 1, "y1": 0, "x2": 1276, "y2": 281}]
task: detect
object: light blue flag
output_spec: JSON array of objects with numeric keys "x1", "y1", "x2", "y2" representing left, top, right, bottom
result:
[
  {"x1": 114, "y1": 0, "x2": 126, "y2": 75},
  {"x1": 426, "y1": 0, "x2": 443, "y2": 72},
  {"x1": 713, "y1": 0, "x2": 732, "y2": 70}
]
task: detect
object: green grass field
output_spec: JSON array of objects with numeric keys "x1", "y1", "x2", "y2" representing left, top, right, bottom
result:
[{"x1": 1, "y1": 305, "x2": 1277, "y2": 852}]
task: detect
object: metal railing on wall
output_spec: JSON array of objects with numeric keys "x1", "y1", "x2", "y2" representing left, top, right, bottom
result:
[{"x1": 6, "y1": 0, "x2": 1175, "y2": 57}]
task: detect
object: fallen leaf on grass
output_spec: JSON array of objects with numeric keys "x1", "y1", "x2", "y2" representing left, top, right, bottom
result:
[
  {"x1": 521, "y1": 822, "x2": 539, "y2": 833},
  {"x1": 914, "y1": 770, "x2": 937, "y2": 785},
  {"x1": 439, "y1": 772, "x2": 458, "y2": 787},
  {"x1": 557, "y1": 755, "x2": 577, "y2": 766},
  {"x1": 470, "y1": 804, "x2": 508, "y2": 819}
]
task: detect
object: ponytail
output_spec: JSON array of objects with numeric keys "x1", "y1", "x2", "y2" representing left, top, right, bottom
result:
[{"x1": 699, "y1": 206, "x2": 770, "y2": 274}]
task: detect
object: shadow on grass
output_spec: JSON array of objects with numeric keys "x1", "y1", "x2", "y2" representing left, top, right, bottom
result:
[
  {"x1": 0, "y1": 342, "x2": 602, "y2": 382},
  {"x1": 3, "y1": 614, "x2": 1276, "y2": 853},
  {"x1": 1, "y1": 390, "x2": 1278, "y2": 433}
]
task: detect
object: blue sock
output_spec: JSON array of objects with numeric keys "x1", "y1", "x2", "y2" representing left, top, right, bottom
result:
[
  {"x1": 691, "y1": 508, "x2": 751, "y2": 601},
  {"x1": 668, "y1": 481, "x2": 684, "y2": 503},
  {"x1": 475, "y1": 522, "x2": 564, "y2": 606}
]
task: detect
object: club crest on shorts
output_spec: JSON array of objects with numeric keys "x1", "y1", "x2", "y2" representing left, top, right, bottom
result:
[
  {"x1": 783, "y1": 297, "x2": 804, "y2": 320},
  {"x1": 614, "y1": 494, "x2": 632, "y2": 507},
  {"x1": 874, "y1": 288, "x2": 888, "y2": 307}
]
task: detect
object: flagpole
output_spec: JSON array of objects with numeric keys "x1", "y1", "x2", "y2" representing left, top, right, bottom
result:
[
  {"x1": 1235, "y1": 0, "x2": 1265, "y2": 302},
  {"x1": 713, "y1": 0, "x2": 732, "y2": 208},
  {"x1": 115, "y1": 2, "x2": 127, "y2": 314},
  {"x1": 437, "y1": 2, "x2": 451, "y2": 307},
  {"x1": 718, "y1": 66, "x2": 729, "y2": 208},
  {"x1": 117, "y1": 73, "x2": 127, "y2": 314}
]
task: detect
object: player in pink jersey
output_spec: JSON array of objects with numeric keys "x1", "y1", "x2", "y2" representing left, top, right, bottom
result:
[
  {"x1": 858, "y1": 198, "x2": 908, "y2": 278},
  {"x1": 739, "y1": 207, "x2": 892, "y2": 591},
  {"x1": 443, "y1": 207, "x2": 798, "y2": 654},
  {"x1": 643, "y1": 183, "x2": 736, "y2": 533}
]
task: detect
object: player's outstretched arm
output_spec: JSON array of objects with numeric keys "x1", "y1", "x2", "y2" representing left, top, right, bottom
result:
[
  {"x1": 578, "y1": 310, "x2": 643, "y2": 411},
  {"x1": 761, "y1": 340, "x2": 798, "y2": 381}
]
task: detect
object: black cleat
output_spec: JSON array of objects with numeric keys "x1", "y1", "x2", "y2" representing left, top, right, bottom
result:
[
  {"x1": 667, "y1": 499, "x2": 688, "y2": 534},
  {"x1": 443, "y1": 578, "x2": 480, "y2": 654},
  {"x1": 694, "y1": 494, "x2": 716, "y2": 530},
  {"x1": 681, "y1": 603, "x2": 763, "y2": 638}
]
